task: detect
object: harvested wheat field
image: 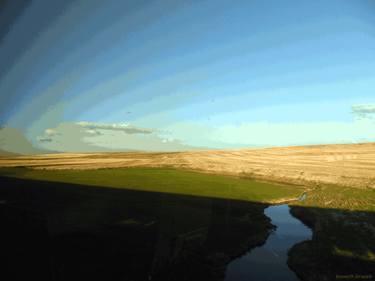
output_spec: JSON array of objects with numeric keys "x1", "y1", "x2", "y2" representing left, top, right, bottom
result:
[{"x1": 1, "y1": 142, "x2": 374, "y2": 189}]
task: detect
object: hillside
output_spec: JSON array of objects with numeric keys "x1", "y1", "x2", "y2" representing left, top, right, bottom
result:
[{"x1": 0, "y1": 143, "x2": 374, "y2": 189}]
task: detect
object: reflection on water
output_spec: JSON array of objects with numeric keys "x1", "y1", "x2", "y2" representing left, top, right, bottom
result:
[{"x1": 225, "y1": 204, "x2": 312, "y2": 281}]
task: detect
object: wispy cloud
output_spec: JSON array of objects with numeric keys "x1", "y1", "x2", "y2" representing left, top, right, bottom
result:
[
  {"x1": 352, "y1": 104, "x2": 375, "y2": 119},
  {"x1": 44, "y1": 128, "x2": 61, "y2": 136},
  {"x1": 36, "y1": 122, "x2": 193, "y2": 152}
]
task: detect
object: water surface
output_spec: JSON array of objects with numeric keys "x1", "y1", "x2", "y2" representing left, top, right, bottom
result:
[{"x1": 225, "y1": 204, "x2": 312, "y2": 281}]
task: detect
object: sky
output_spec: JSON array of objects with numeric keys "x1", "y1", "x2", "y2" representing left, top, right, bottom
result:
[{"x1": 0, "y1": 0, "x2": 375, "y2": 153}]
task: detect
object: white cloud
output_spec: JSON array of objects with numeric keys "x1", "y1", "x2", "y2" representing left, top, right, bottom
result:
[
  {"x1": 352, "y1": 104, "x2": 375, "y2": 120},
  {"x1": 35, "y1": 117, "x2": 375, "y2": 152},
  {"x1": 352, "y1": 104, "x2": 375, "y2": 114},
  {"x1": 36, "y1": 122, "x2": 193, "y2": 152},
  {"x1": 45, "y1": 129, "x2": 59, "y2": 136}
]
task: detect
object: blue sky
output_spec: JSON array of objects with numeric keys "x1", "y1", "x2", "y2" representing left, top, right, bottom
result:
[{"x1": 0, "y1": 0, "x2": 374, "y2": 152}]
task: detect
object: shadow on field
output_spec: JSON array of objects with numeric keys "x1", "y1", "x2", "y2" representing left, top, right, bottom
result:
[
  {"x1": 0, "y1": 176, "x2": 374, "y2": 281},
  {"x1": 0, "y1": 176, "x2": 271, "y2": 281}
]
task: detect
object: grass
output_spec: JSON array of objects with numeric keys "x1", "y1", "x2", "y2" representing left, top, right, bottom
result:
[
  {"x1": 292, "y1": 185, "x2": 375, "y2": 212},
  {"x1": 288, "y1": 206, "x2": 375, "y2": 280},
  {"x1": 0, "y1": 169, "x2": 276, "y2": 280},
  {"x1": 1, "y1": 167, "x2": 374, "y2": 211},
  {"x1": 333, "y1": 247, "x2": 375, "y2": 262},
  {"x1": 0, "y1": 167, "x2": 303, "y2": 203},
  {"x1": 1, "y1": 167, "x2": 374, "y2": 280}
]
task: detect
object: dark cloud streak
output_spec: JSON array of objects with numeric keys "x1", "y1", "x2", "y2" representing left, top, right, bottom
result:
[{"x1": 77, "y1": 121, "x2": 154, "y2": 134}]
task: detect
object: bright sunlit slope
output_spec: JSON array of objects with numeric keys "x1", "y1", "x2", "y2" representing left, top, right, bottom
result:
[
  {"x1": 0, "y1": 142, "x2": 374, "y2": 211},
  {"x1": 1, "y1": 142, "x2": 374, "y2": 188}
]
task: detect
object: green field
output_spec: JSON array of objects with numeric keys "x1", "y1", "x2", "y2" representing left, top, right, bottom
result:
[
  {"x1": 0, "y1": 167, "x2": 304, "y2": 203},
  {"x1": 1, "y1": 167, "x2": 374, "y2": 280},
  {"x1": 1, "y1": 167, "x2": 374, "y2": 211},
  {"x1": 292, "y1": 184, "x2": 375, "y2": 212},
  {"x1": 288, "y1": 205, "x2": 375, "y2": 280}
]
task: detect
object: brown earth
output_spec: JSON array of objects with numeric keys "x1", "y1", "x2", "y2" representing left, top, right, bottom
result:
[{"x1": 0, "y1": 143, "x2": 374, "y2": 189}]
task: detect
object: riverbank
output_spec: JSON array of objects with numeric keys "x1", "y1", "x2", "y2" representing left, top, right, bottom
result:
[{"x1": 288, "y1": 206, "x2": 375, "y2": 281}]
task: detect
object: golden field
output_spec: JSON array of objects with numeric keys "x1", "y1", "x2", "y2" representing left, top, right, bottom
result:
[{"x1": 1, "y1": 142, "x2": 374, "y2": 189}]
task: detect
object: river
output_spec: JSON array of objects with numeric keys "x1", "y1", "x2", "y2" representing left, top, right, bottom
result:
[{"x1": 225, "y1": 204, "x2": 312, "y2": 281}]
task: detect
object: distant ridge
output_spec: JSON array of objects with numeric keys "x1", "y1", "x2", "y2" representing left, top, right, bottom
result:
[
  {"x1": 0, "y1": 149, "x2": 18, "y2": 157},
  {"x1": 0, "y1": 127, "x2": 48, "y2": 155}
]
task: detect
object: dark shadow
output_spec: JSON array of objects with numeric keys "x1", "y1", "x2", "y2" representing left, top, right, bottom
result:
[
  {"x1": 0, "y1": 176, "x2": 374, "y2": 281},
  {"x1": 288, "y1": 206, "x2": 375, "y2": 281},
  {"x1": 0, "y1": 176, "x2": 272, "y2": 281}
]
